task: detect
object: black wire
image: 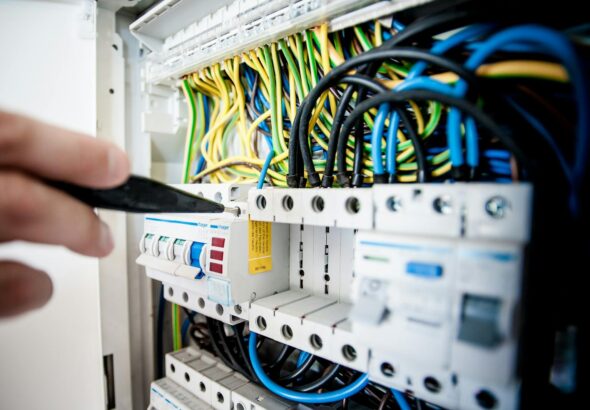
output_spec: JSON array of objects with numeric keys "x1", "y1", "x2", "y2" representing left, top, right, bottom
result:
[
  {"x1": 351, "y1": 119, "x2": 366, "y2": 187},
  {"x1": 205, "y1": 318, "x2": 234, "y2": 369},
  {"x1": 182, "y1": 307, "x2": 197, "y2": 325},
  {"x1": 321, "y1": 75, "x2": 388, "y2": 186},
  {"x1": 232, "y1": 323, "x2": 260, "y2": 383},
  {"x1": 207, "y1": 318, "x2": 254, "y2": 380},
  {"x1": 322, "y1": 86, "x2": 354, "y2": 187},
  {"x1": 336, "y1": 89, "x2": 530, "y2": 174},
  {"x1": 329, "y1": 11, "x2": 479, "y2": 186},
  {"x1": 289, "y1": 107, "x2": 304, "y2": 187},
  {"x1": 378, "y1": 389, "x2": 392, "y2": 410},
  {"x1": 336, "y1": 100, "x2": 427, "y2": 183},
  {"x1": 267, "y1": 345, "x2": 295, "y2": 376},
  {"x1": 363, "y1": 385, "x2": 391, "y2": 409},
  {"x1": 278, "y1": 353, "x2": 316, "y2": 382},
  {"x1": 212, "y1": 320, "x2": 252, "y2": 378},
  {"x1": 293, "y1": 11, "x2": 486, "y2": 186},
  {"x1": 397, "y1": 109, "x2": 428, "y2": 182},
  {"x1": 296, "y1": 363, "x2": 341, "y2": 392},
  {"x1": 382, "y1": 11, "x2": 473, "y2": 49},
  {"x1": 295, "y1": 48, "x2": 479, "y2": 187}
]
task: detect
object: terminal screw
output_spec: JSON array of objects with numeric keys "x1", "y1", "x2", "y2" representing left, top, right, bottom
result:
[
  {"x1": 485, "y1": 196, "x2": 510, "y2": 219},
  {"x1": 433, "y1": 196, "x2": 453, "y2": 214}
]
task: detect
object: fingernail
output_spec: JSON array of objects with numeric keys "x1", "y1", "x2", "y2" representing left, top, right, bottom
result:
[
  {"x1": 0, "y1": 267, "x2": 53, "y2": 317},
  {"x1": 20, "y1": 273, "x2": 53, "y2": 310},
  {"x1": 99, "y1": 222, "x2": 114, "y2": 255},
  {"x1": 108, "y1": 146, "x2": 129, "y2": 182}
]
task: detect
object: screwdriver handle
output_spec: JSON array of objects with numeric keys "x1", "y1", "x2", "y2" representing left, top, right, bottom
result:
[{"x1": 47, "y1": 175, "x2": 225, "y2": 214}]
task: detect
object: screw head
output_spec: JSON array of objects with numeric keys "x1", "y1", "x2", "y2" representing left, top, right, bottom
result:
[
  {"x1": 369, "y1": 279, "x2": 381, "y2": 291},
  {"x1": 386, "y1": 196, "x2": 403, "y2": 212},
  {"x1": 485, "y1": 196, "x2": 510, "y2": 219},
  {"x1": 433, "y1": 196, "x2": 453, "y2": 214}
]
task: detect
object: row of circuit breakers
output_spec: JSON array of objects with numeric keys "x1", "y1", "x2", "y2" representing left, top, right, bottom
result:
[{"x1": 138, "y1": 182, "x2": 532, "y2": 410}]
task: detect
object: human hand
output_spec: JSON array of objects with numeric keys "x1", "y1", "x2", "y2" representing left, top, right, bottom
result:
[{"x1": 0, "y1": 111, "x2": 129, "y2": 318}]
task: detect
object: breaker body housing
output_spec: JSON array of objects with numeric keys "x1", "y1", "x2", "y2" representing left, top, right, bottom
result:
[{"x1": 137, "y1": 184, "x2": 290, "y2": 324}]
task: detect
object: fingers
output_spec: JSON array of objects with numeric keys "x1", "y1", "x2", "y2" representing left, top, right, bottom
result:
[
  {"x1": 0, "y1": 111, "x2": 129, "y2": 188},
  {"x1": 0, "y1": 171, "x2": 114, "y2": 257},
  {"x1": 0, "y1": 261, "x2": 53, "y2": 318}
]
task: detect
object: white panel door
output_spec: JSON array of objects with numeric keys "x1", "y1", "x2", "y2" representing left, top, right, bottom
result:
[{"x1": 0, "y1": 1, "x2": 105, "y2": 409}]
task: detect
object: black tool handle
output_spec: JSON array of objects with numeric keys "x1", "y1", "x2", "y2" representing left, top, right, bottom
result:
[{"x1": 47, "y1": 175, "x2": 225, "y2": 214}]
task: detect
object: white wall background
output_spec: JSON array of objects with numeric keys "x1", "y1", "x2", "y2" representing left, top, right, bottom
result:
[{"x1": 0, "y1": 1, "x2": 106, "y2": 409}]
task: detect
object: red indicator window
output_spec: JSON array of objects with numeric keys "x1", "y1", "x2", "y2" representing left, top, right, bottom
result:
[
  {"x1": 211, "y1": 237, "x2": 226, "y2": 248},
  {"x1": 210, "y1": 250, "x2": 224, "y2": 261},
  {"x1": 210, "y1": 262, "x2": 223, "y2": 273}
]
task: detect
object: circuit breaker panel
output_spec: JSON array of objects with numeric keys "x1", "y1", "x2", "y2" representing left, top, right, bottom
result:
[
  {"x1": 131, "y1": 0, "x2": 586, "y2": 409},
  {"x1": 139, "y1": 182, "x2": 531, "y2": 409}
]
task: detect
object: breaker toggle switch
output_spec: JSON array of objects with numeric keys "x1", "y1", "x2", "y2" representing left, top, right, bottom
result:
[
  {"x1": 140, "y1": 233, "x2": 161, "y2": 257},
  {"x1": 350, "y1": 278, "x2": 389, "y2": 325},
  {"x1": 189, "y1": 242, "x2": 207, "y2": 279},
  {"x1": 458, "y1": 294, "x2": 503, "y2": 348},
  {"x1": 157, "y1": 236, "x2": 174, "y2": 261}
]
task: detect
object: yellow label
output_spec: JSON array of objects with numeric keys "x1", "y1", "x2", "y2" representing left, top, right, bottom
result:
[{"x1": 248, "y1": 219, "x2": 272, "y2": 274}]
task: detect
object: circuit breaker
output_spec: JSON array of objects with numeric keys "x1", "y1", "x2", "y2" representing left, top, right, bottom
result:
[{"x1": 137, "y1": 183, "x2": 290, "y2": 323}]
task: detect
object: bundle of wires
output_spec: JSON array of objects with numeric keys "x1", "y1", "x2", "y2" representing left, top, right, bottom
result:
[
  {"x1": 180, "y1": 17, "x2": 585, "y2": 202},
  {"x1": 174, "y1": 13, "x2": 588, "y2": 406},
  {"x1": 186, "y1": 317, "x2": 416, "y2": 408}
]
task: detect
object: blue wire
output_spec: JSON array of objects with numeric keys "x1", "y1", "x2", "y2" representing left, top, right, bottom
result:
[
  {"x1": 415, "y1": 24, "x2": 493, "y2": 169},
  {"x1": 244, "y1": 68, "x2": 255, "y2": 90},
  {"x1": 258, "y1": 119, "x2": 270, "y2": 133},
  {"x1": 258, "y1": 136, "x2": 274, "y2": 189},
  {"x1": 196, "y1": 143, "x2": 207, "y2": 174},
  {"x1": 450, "y1": 25, "x2": 588, "y2": 213},
  {"x1": 495, "y1": 177, "x2": 512, "y2": 183},
  {"x1": 408, "y1": 24, "x2": 493, "y2": 79},
  {"x1": 248, "y1": 333, "x2": 369, "y2": 403},
  {"x1": 489, "y1": 159, "x2": 511, "y2": 169},
  {"x1": 195, "y1": 95, "x2": 210, "y2": 175},
  {"x1": 371, "y1": 104, "x2": 388, "y2": 175},
  {"x1": 181, "y1": 316, "x2": 191, "y2": 345},
  {"x1": 381, "y1": 77, "x2": 458, "y2": 175},
  {"x1": 343, "y1": 42, "x2": 351, "y2": 60},
  {"x1": 376, "y1": 25, "x2": 493, "y2": 174},
  {"x1": 296, "y1": 351, "x2": 311, "y2": 368},
  {"x1": 385, "y1": 111, "x2": 400, "y2": 176},
  {"x1": 257, "y1": 91, "x2": 270, "y2": 110},
  {"x1": 254, "y1": 91, "x2": 264, "y2": 113},
  {"x1": 428, "y1": 147, "x2": 447, "y2": 154},
  {"x1": 392, "y1": 19, "x2": 406, "y2": 32},
  {"x1": 465, "y1": 42, "x2": 540, "y2": 53},
  {"x1": 491, "y1": 166, "x2": 512, "y2": 176},
  {"x1": 391, "y1": 389, "x2": 411, "y2": 410},
  {"x1": 484, "y1": 149, "x2": 511, "y2": 160}
]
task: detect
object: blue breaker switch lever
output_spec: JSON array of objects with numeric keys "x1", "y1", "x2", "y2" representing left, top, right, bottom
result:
[{"x1": 190, "y1": 242, "x2": 206, "y2": 279}]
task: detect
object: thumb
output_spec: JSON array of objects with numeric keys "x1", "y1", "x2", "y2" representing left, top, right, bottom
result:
[{"x1": 0, "y1": 261, "x2": 53, "y2": 318}]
